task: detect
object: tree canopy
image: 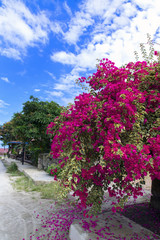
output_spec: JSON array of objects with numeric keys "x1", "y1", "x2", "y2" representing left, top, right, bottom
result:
[
  {"x1": 0, "y1": 96, "x2": 62, "y2": 161},
  {"x1": 0, "y1": 120, "x2": 15, "y2": 146}
]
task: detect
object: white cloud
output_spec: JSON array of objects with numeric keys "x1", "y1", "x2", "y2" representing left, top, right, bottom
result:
[
  {"x1": 53, "y1": 83, "x2": 70, "y2": 91},
  {"x1": 53, "y1": 83, "x2": 69, "y2": 91},
  {"x1": 45, "y1": 90, "x2": 63, "y2": 97},
  {"x1": 63, "y1": 0, "x2": 127, "y2": 44},
  {"x1": 53, "y1": 71, "x2": 79, "y2": 92},
  {"x1": 63, "y1": 1, "x2": 72, "y2": 16},
  {"x1": 52, "y1": 0, "x2": 160, "y2": 71},
  {"x1": 0, "y1": 0, "x2": 62, "y2": 59},
  {"x1": 0, "y1": 46, "x2": 21, "y2": 60},
  {"x1": 45, "y1": 71, "x2": 56, "y2": 80},
  {"x1": 18, "y1": 70, "x2": 26, "y2": 76},
  {"x1": 61, "y1": 96, "x2": 76, "y2": 106},
  {"x1": 50, "y1": 22, "x2": 64, "y2": 35},
  {"x1": 122, "y1": 2, "x2": 137, "y2": 18},
  {"x1": 44, "y1": 87, "x2": 79, "y2": 107},
  {"x1": 43, "y1": 69, "x2": 83, "y2": 107},
  {"x1": 82, "y1": 0, "x2": 114, "y2": 16},
  {"x1": 51, "y1": 51, "x2": 77, "y2": 65},
  {"x1": 134, "y1": 0, "x2": 155, "y2": 10},
  {"x1": 51, "y1": 42, "x2": 110, "y2": 70},
  {"x1": 64, "y1": 11, "x2": 94, "y2": 44},
  {"x1": 34, "y1": 89, "x2": 40, "y2": 92},
  {"x1": 0, "y1": 100, "x2": 9, "y2": 108},
  {"x1": 1, "y1": 77, "x2": 10, "y2": 83},
  {"x1": 49, "y1": 0, "x2": 160, "y2": 108},
  {"x1": 113, "y1": 15, "x2": 130, "y2": 27},
  {"x1": 62, "y1": 0, "x2": 160, "y2": 51}
]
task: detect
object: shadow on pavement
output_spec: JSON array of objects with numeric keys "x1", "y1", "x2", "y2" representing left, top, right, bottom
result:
[{"x1": 121, "y1": 202, "x2": 160, "y2": 237}]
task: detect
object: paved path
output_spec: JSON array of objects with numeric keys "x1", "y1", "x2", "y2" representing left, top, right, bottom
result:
[
  {"x1": 3, "y1": 157, "x2": 54, "y2": 184},
  {"x1": 0, "y1": 160, "x2": 55, "y2": 240}
]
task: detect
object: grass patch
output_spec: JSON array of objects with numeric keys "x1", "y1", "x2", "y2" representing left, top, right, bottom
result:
[
  {"x1": 4, "y1": 160, "x2": 71, "y2": 203},
  {"x1": 40, "y1": 182, "x2": 69, "y2": 201},
  {"x1": 11, "y1": 174, "x2": 70, "y2": 201},
  {"x1": 12, "y1": 175, "x2": 39, "y2": 192},
  {"x1": 7, "y1": 162, "x2": 17, "y2": 172},
  {"x1": 5, "y1": 162, "x2": 24, "y2": 176}
]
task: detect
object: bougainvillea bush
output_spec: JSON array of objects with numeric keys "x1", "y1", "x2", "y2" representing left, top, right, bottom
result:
[{"x1": 47, "y1": 57, "x2": 160, "y2": 214}]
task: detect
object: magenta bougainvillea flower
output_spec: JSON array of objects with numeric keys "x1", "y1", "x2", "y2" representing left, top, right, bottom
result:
[{"x1": 47, "y1": 58, "x2": 160, "y2": 214}]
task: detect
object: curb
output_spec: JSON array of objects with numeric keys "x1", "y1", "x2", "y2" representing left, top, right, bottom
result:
[{"x1": 2, "y1": 158, "x2": 54, "y2": 185}]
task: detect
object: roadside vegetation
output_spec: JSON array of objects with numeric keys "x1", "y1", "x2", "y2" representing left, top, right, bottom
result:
[
  {"x1": 46, "y1": 163, "x2": 63, "y2": 179},
  {"x1": 5, "y1": 161, "x2": 69, "y2": 202},
  {"x1": 0, "y1": 96, "x2": 63, "y2": 166}
]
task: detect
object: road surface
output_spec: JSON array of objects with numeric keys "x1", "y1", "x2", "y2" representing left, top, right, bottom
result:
[{"x1": 0, "y1": 160, "x2": 54, "y2": 240}]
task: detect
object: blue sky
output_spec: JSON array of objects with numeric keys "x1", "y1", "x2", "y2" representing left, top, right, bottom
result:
[{"x1": 0, "y1": 0, "x2": 160, "y2": 132}]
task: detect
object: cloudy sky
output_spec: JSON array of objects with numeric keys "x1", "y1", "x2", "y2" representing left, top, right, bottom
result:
[{"x1": 0, "y1": 0, "x2": 160, "y2": 130}]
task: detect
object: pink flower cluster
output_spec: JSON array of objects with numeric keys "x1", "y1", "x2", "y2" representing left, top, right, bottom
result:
[{"x1": 47, "y1": 58, "x2": 160, "y2": 212}]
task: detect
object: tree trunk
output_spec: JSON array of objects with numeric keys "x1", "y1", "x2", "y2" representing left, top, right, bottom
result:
[{"x1": 150, "y1": 178, "x2": 160, "y2": 210}]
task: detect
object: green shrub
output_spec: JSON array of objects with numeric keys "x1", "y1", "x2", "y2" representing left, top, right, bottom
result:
[
  {"x1": 46, "y1": 163, "x2": 62, "y2": 179},
  {"x1": 11, "y1": 149, "x2": 17, "y2": 155},
  {"x1": 6, "y1": 162, "x2": 18, "y2": 173}
]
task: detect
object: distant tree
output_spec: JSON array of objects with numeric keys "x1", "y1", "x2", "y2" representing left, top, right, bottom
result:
[
  {"x1": 0, "y1": 121, "x2": 15, "y2": 145},
  {"x1": 0, "y1": 96, "x2": 62, "y2": 164}
]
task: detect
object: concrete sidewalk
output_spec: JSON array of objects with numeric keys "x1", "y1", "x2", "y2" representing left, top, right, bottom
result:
[
  {"x1": 2, "y1": 157, "x2": 54, "y2": 184},
  {"x1": 2, "y1": 156, "x2": 160, "y2": 240}
]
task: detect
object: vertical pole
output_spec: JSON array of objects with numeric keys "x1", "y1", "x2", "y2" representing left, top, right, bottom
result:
[{"x1": 22, "y1": 143, "x2": 25, "y2": 165}]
